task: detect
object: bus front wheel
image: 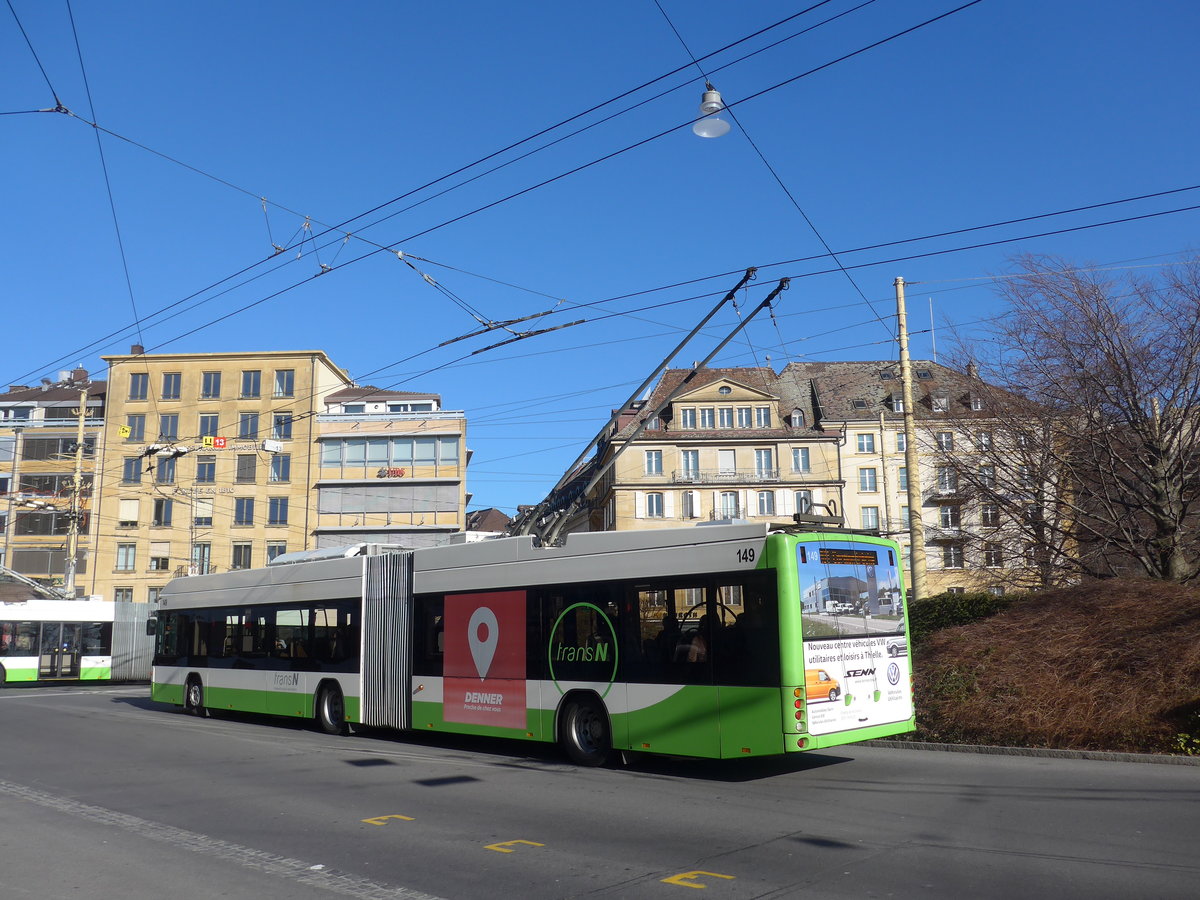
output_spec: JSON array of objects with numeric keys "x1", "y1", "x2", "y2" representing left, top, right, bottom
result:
[
  {"x1": 184, "y1": 677, "x2": 207, "y2": 716},
  {"x1": 559, "y1": 696, "x2": 611, "y2": 767},
  {"x1": 315, "y1": 684, "x2": 347, "y2": 736}
]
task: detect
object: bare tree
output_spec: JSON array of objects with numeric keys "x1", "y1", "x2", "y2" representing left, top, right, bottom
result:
[{"x1": 952, "y1": 254, "x2": 1200, "y2": 582}]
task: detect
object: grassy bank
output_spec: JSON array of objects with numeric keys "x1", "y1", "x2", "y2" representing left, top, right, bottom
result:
[{"x1": 909, "y1": 579, "x2": 1200, "y2": 755}]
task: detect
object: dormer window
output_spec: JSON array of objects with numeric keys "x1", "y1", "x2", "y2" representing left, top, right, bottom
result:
[
  {"x1": 891, "y1": 395, "x2": 905, "y2": 413},
  {"x1": 851, "y1": 398, "x2": 868, "y2": 410},
  {"x1": 931, "y1": 392, "x2": 949, "y2": 413},
  {"x1": 879, "y1": 370, "x2": 895, "y2": 380},
  {"x1": 790, "y1": 408, "x2": 805, "y2": 427},
  {"x1": 970, "y1": 393, "x2": 984, "y2": 411},
  {"x1": 917, "y1": 369, "x2": 933, "y2": 380}
]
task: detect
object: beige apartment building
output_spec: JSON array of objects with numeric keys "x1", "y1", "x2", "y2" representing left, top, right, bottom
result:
[
  {"x1": 538, "y1": 362, "x2": 1036, "y2": 599},
  {"x1": 0, "y1": 371, "x2": 104, "y2": 592},
  {"x1": 90, "y1": 348, "x2": 469, "y2": 603}
]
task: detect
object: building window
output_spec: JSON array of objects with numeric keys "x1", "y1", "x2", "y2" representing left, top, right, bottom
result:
[
  {"x1": 201, "y1": 371, "x2": 221, "y2": 399},
  {"x1": 940, "y1": 505, "x2": 961, "y2": 528},
  {"x1": 238, "y1": 412, "x2": 259, "y2": 439},
  {"x1": 900, "y1": 506, "x2": 910, "y2": 527},
  {"x1": 266, "y1": 541, "x2": 287, "y2": 562},
  {"x1": 792, "y1": 447, "x2": 810, "y2": 474},
  {"x1": 897, "y1": 466, "x2": 908, "y2": 490},
  {"x1": 794, "y1": 490, "x2": 813, "y2": 514},
  {"x1": 161, "y1": 372, "x2": 181, "y2": 400},
  {"x1": 979, "y1": 464, "x2": 996, "y2": 488},
  {"x1": 343, "y1": 404, "x2": 365, "y2": 414},
  {"x1": 858, "y1": 506, "x2": 878, "y2": 530},
  {"x1": 129, "y1": 373, "x2": 148, "y2": 401},
  {"x1": 718, "y1": 407, "x2": 734, "y2": 428},
  {"x1": 198, "y1": 414, "x2": 219, "y2": 438},
  {"x1": 269, "y1": 453, "x2": 291, "y2": 483},
  {"x1": 122, "y1": 457, "x2": 142, "y2": 483},
  {"x1": 118, "y1": 498, "x2": 139, "y2": 528},
  {"x1": 273, "y1": 369, "x2": 295, "y2": 398},
  {"x1": 268, "y1": 497, "x2": 289, "y2": 526},
  {"x1": 757, "y1": 491, "x2": 775, "y2": 516},
  {"x1": 234, "y1": 498, "x2": 255, "y2": 526},
  {"x1": 858, "y1": 468, "x2": 878, "y2": 492},
  {"x1": 737, "y1": 407, "x2": 753, "y2": 428},
  {"x1": 1019, "y1": 465, "x2": 1035, "y2": 490},
  {"x1": 645, "y1": 492, "x2": 664, "y2": 518},
  {"x1": 158, "y1": 414, "x2": 178, "y2": 440},
  {"x1": 971, "y1": 394, "x2": 984, "y2": 411},
  {"x1": 153, "y1": 498, "x2": 173, "y2": 527},
  {"x1": 754, "y1": 449, "x2": 773, "y2": 477},
  {"x1": 977, "y1": 431, "x2": 993, "y2": 450},
  {"x1": 193, "y1": 498, "x2": 213, "y2": 528},
  {"x1": 988, "y1": 585, "x2": 1006, "y2": 597},
  {"x1": 932, "y1": 393, "x2": 949, "y2": 412},
  {"x1": 896, "y1": 432, "x2": 906, "y2": 452},
  {"x1": 755, "y1": 406, "x2": 771, "y2": 428},
  {"x1": 116, "y1": 543, "x2": 136, "y2": 572},
  {"x1": 699, "y1": 408, "x2": 715, "y2": 429},
  {"x1": 984, "y1": 543, "x2": 1004, "y2": 567},
  {"x1": 149, "y1": 542, "x2": 171, "y2": 571},
  {"x1": 937, "y1": 466, "x2": 958, "y2": 492},
  {"x1": 236, "y1": 454, "x2": 257, "y2": 483},
  {"x1": 644, "y1": 415, "x2": 661, "y2": 431},
  {"x1": 892, "y1": 396, "x2": 905, "y2": 413},
  {"x1": 680, "y1": 408, "x2": 696, "y2": 429},
  {"x1": 113, "y1": 587, "x2": 133, "y2": 603},
  {"x1": 155, "y1": 457, "x2": 176, "y2": 484},
  {"x1": 148, "y1": 587, "x2": 163, "y2": 604},
  {"x1": 856, "y1": 433, "x2": 875, "y2": 453},
  {"x1": 231, "y1": 542, "x2": 253, "y2": 571},
  {"x1": 644, "y1": 450, "x2": 663, "y2": 475},
  {"x1": 981, "y1": 503, "x2": 1000, "y2": 527},
  {"x1": 942, "y1": 545, "x2": 964, "y2": 568},
  {"x1": 125, "y1": 414, "x2": 145, "y2": 441},
  {"x1": 195, "y1": 454, "x2": 216, "y2": 483},
  {"x1": 946, "y1": 586, "x2": 966, "y2": 595},
  {"x1": 719, "y1": 491, "x2": 739, "y2": 518},
  {"x1": 936, "y1": 431, "x2": 954, "y2": 451},
  {"x1": 192, "y1": 542, "x2": 213, "y2": 575},
  {"x1": 240, "y1": 370, "x2": 261, "y2": 399},
  {"x1": 1024, "y1": 504, "x2": 1043, "y2": 523},
  {"x1": 679, "y1": 449, "x2": 699, "y2": 479},
  {"x1": 681, "y1": 491, "x2": 698, "y2": 519}
]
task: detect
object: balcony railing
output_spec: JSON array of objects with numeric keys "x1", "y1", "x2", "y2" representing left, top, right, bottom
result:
[{"x1": 670, "y1": 468, "x2": 780, "y2": 484}]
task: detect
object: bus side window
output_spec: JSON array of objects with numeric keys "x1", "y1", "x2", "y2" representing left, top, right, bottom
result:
[{"x1": 412, "y1": 595, "x2": 444, "y2": 676}]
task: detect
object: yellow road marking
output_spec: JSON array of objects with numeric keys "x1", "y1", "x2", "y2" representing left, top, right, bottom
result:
[
  {"x1": 662, "y1": 870, "x2": 736, "y2": 889},
  {"x1": 485, "y1": 839, "x2": 545, "y2": 853},
  {"x1": 361, "y1": 814, "x2": 415, "y2": 826}
]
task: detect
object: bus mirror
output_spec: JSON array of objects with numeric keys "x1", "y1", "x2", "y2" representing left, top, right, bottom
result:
[{"x1": 146, "y1": 617, "x2": 157, "y2": 637}]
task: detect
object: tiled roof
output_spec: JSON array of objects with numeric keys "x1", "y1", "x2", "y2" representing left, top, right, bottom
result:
[
  {"x1": 0, "y1": 382, "x2": 107, "y2": 404},
  {"x1": 325, "y1": 386, "x2": 440, "y2": 402}
]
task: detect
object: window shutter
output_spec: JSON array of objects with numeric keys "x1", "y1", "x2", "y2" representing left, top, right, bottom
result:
[
  {"x1": 634, "y1": 491, "x2": 644, "y2": 519},
  {"x1": 119, "y1": 498, "x2": 139, "y2": 523},
  {"x1": 664, "y1": 491, "x2": 675, "y2": 518}
]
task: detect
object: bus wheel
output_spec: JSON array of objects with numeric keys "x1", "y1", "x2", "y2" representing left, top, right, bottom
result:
[
  {"x1": 184, "y1": 677, "x2": 207, "y2": 716},
  {"x1": 560, "y1": 696, "x2": 611, "y2": 767},
  {"x1": 315, "y1": 684, "x2": 347, "y2": 736}
]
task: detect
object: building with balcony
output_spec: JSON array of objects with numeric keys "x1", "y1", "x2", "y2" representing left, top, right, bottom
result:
[
  {"x1": 529, "y1": 361, "x2": 1035, "y2": 597},
  {"x1": 0, "y1": 371, "x2": 104, "y2": 592}
]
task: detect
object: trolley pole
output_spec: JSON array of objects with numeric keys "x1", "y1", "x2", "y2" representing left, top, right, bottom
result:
[{"x1": 895, "y1": 277, "x2": 928, "y2": 602}]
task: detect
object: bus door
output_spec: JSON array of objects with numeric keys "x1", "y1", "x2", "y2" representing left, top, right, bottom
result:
[{"x1": 38, "y1": 622, "x2": 81, "y2": 678}]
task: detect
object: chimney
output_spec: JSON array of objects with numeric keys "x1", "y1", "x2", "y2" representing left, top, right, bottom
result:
[
  {"x1": 72, "y1": 367, "x2": 89, "y2": 384},
  {"x1": 131, "y1": 344, "x2": 144, "y2": 354},
  {"x1": 966, "y1": 362, "x2": 979, "y2": 379}
]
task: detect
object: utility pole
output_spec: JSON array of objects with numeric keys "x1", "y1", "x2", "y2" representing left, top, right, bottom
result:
[
  {"x1": 63, "y1": 379, "x2": 89, "y2": 598},
  {"x1": 895, "y1": 277, "x2": 928, "y2": 602}
]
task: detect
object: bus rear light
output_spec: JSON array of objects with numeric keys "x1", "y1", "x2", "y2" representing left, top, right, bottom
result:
[
  {"x1": 793, "y1": 688, "x2": 802, "y2": 698},
  {"x1": 794, "y1": 710, "x2": 803, "y2": 720},
  {"x1": 741, "y1": 747, "x2": 751, "y2": 754},
  {"x1": 797, "y1": 738, "x2": 808, "y2": 749},
  {"x1": 794, "y1": 699, "x2": 803, "y2": 709}
]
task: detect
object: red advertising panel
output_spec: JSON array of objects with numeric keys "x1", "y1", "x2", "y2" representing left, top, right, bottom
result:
[{"x1": 443, "y1": 591, "x2": 527, "y2": 729}]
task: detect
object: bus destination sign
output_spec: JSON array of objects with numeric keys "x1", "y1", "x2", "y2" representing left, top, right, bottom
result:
[{"x1": 819, "y1": 547, "x2": 878, "y2": 566}]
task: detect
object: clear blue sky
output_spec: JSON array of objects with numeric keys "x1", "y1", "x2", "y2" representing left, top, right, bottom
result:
[{"x1": 3, "y1": 0, "x2": 1197, "y2": 516}]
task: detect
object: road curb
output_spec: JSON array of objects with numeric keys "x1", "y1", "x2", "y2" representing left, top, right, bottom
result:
[{"x1": 862, "y1": 739, "x2": 1200, "y2": 766}]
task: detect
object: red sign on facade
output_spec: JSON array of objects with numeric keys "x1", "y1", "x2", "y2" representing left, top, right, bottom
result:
[
  {"x1": 213, "y1": 437, "x2": 227, "y2": 449},
  {"x1": 443, "y1": 591, "x2": 527, "y2": 729}
]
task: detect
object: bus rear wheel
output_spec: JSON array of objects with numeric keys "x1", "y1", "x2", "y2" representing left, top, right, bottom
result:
[
  {"x1": 560, "y1": 696, "x2": 612, "y2": 767},
  {"x1": 184, "y1": 677, "x2": 207, "y2": 716},
  {"x1": 315, "y1": 684, "x2": 347, "y2": 735}
]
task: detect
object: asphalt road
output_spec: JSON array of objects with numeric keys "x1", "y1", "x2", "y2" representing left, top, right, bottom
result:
[{"x1": 2, "y1": 684, "x2": 1197, "y2": 899}]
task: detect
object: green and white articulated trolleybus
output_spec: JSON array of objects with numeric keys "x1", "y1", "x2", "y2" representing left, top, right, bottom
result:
[
  {"x1": 151, "y1": 522, "x2": 914, "y2": 764},
  {"x1": 1, "y1": 599, "x2": 155, "y2": 685}
]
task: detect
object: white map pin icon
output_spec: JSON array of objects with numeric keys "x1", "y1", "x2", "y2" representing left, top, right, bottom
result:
[{"x1": 468, "y1": 607, "x2": 498, "y2": 680}]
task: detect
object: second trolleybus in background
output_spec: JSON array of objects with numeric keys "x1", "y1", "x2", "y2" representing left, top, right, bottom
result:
[{"x1": 151, "y1": 522, "x2": 913, "y2": 764}]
